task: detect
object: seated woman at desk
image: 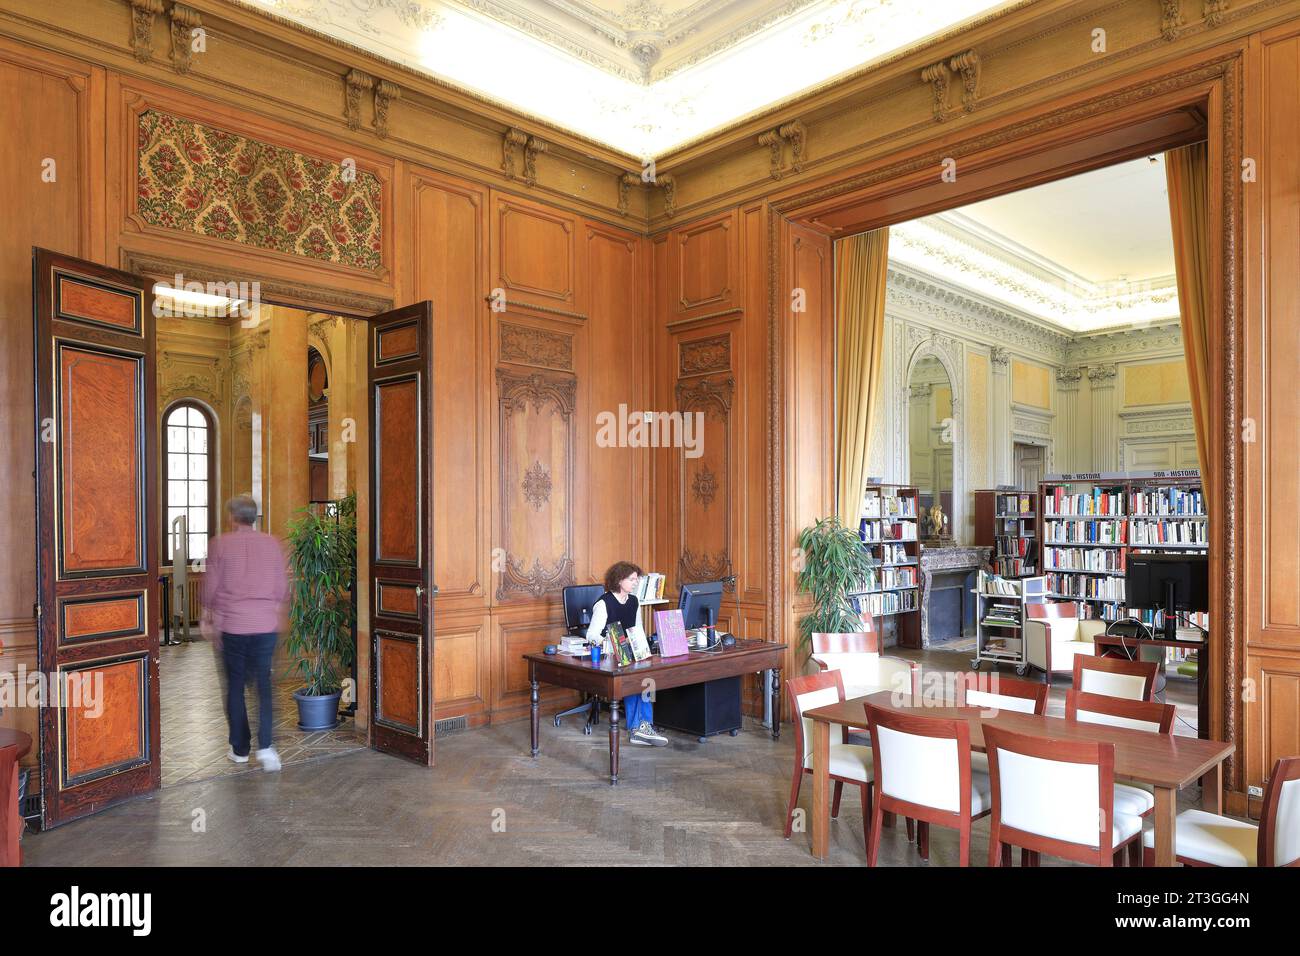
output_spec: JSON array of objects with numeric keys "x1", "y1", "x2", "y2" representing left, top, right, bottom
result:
[{"x1": 586, "y1": 561, "x2": 668, "y2": 748}]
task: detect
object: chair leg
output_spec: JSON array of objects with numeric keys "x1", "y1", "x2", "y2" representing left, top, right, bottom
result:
[
  {"x1": 831, "y1": 781, "x2": 844, "y2": 819},
  {"x1": 859, "y1": 783, "x2": 871, "y2": 856},
  {"x1": 867, "y1": 791, "x2": 884, "y2": 867},
  {"x1": 917, "y1": 821, "x2": 930, "y2": 861},
  {"x1": 783, "y1": 768, "x2": 803, "y2": 840},
  {"x1": 1128, "y1": 839, "x2": 1143, "y2": 867},
  {"x1": 958, "y1": 829, "x2": 970, "y2": 868},
  {"x1": 1001, "y1": 843, "x2": 1012, "y2": 867},
  {"x1": 883, "y1": 811, "x2": 897, "y2": 829},
  {"x1": 1023, "y1": 849, "x2": 1039, "y2": 867},
  {"x1": 906, "y1": 817, "x2": 915, "y2": 842},
  {"x1": 1113, "y1": 847, "x2": 1125, "y2": 867}
]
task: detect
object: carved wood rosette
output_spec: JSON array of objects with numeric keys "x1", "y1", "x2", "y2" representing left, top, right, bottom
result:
[
  {"x1": 496, "y1": 368, "x2": 576, "y2": 601},
  {"x1": 127, "y1": 0, "x2": 165, "y2": 63},
  {"x1": 675, "y1": 375, "x2": 734, "y2": 591}
]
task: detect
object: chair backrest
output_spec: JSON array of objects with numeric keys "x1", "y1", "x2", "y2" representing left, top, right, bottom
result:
[
  {"x1": 1066, "y1": 690, "x2": 1174, "y2": 734},
  {"x1": 1259, "y1": 755, "x2": 1300, "y2": 867},
  {"x1": 810, "y1": 624, "x2": 880, "y2": 656},
  {"x1": 956, "y1": 673, "x2": 1048, "y2": 715},
  {"x1": 786, "y1": 671, "x2": 846, "y2": 766},
  {"x1": 0, "y1": 745, "x2": 19, "y2": 868},
  {"x1": 1027, "y1": 601, "x2": 1080, "y2": 620},
  {"x1": 562, "y1": 584, "x2": 605, "y2": 633},
  {"x1": 984, "y1": 725, "x2": 1115, "y2": 852},
  {"x1": 1073, "y1": 655, "x2": 1158, "y2": 701},
  {"x1": 865, "y1": 703, "x2": 971, "y2": 815}
]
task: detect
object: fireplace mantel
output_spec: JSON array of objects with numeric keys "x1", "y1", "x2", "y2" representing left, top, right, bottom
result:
[{"x1": 919, "y1": 545, "x2": 991, "y2": 647}]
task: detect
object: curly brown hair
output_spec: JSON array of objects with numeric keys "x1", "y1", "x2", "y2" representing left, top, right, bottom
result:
[{"x1": 603, "y1": 561, "x2": 644, "y2": 594}]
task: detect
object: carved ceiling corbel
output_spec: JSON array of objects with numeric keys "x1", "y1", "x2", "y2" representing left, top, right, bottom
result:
[
  {"x1": 502, "y1": 128, "x2": 528, "y2": 181},
  {"x1": 656, "y1": 174, "x2": 676, "y2": 218},
  {"x1": 168, "y1": 3, "x2": 202, "y2": 75},
  {"x1": 778, "y1": 120, "x2": 806, "y2": 173},
  {"x1": 921, "y1": 61, "x2": 952, "y2": 123},
  {"x1": 1204, "y1": 0, "x2": 1229, "y2": 28},
  {"x1": 373, "y1": 80, "x2": 401, "y2": 138},
  {"x1": 617, "y1": 172, "x2": 640, "y2": 216},
  {"x1": 948, "y1": 51, "x2": 981, "y2": 113},
  {"x1": 126, "y1": 0, "x2": 165, "y2": 63},
  {"x1": 344, "y1": 69, "x2": 374, "y2": 131},
  {"x1": 758, "y1": 129, "x2": 784, "y2": 180},
  {"x1": 1162, "y1": 0, "x2": 1184, "y2": 40},
  {"x1": 522, "y1": 135, "x2": 548, "y2": 187}
]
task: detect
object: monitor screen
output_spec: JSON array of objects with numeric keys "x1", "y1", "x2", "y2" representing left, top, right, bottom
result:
[
  {"x1": 678, "y1": 580, "x2": 723, "y2": 631},
  {"x1": 1126, "y1": 553, "x2": 1209, "y2": 613}
]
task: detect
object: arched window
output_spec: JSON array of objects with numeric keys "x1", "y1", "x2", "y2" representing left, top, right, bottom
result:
[{"x1": 164, "y1": 401, "x2": 216, "y2": 561}]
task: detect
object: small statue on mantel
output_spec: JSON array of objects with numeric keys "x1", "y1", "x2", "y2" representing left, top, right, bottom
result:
[{"x1": 924, "y1": 503, "x2": 949, "y2": 540}]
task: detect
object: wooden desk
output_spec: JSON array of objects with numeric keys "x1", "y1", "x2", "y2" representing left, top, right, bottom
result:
[
  {"x1": 803, "y1": 692, "x2": 1233, "y2": 866},
  {"x1": 1091, "y1": 632, "x2": 1208, "y2": 738},
  {"x1": 524, "y1": 639, "x2": 786, "y2": 784},
  {"x1": 1, "y1": 729, "x2": 32, "y2": 868}
]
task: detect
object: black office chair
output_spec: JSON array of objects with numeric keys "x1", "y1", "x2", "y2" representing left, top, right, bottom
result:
[{"x1": 553, "y1": 584, "x2": 605, "y2": 734}]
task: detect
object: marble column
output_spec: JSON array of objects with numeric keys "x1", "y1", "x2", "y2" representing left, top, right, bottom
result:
[
  {"x1": 1088, "y1": 364, "x2": 1119, "y2": 472},
  {"x1": 265, "y1": 306, "x2": 310, "y2": 540},
  {"x1": 989, "y1": 347, "x2": 1011, "y2": 484},
  {"x1": 1055, "y1": 366, "x2": 1083, "y2": 474}
]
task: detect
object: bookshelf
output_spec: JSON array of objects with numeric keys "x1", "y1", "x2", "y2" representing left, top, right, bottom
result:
[
  {"x1": 974, "y1": 488, "x2": 1038, "y2": 577},
  {"x1": 972, "y1": 572, "x2": 1047, "y2": 674},
  {"x1": 1037, "y1": 471, "x2": 1208, "y2": 633},
  {"x1": 853, "y1": 483, "x2": 921, "y2": 648}
]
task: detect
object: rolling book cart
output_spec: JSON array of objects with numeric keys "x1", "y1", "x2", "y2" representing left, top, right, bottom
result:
[{"x1": 971, "y1": 571, "x2": 1047, "y2": 675}]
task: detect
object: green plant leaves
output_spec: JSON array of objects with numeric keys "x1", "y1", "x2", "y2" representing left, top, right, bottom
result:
[
  {"x1": 794, "y1": 516, "x2": 875, "y2": 656},
  {"x1": 284, "y1": 493, "x2": 357, "y2": 696}
]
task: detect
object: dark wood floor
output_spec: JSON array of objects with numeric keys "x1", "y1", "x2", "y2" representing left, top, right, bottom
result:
[{"x1": 22, "y1": 649, "x2": 1205, "y2": 867}]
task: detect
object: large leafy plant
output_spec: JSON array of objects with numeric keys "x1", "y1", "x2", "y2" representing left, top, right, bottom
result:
[
  {"x1": 284, "y1": 494, "x2": 357, "y2": 696},
  {"x1": 795, "y1": 516, "x2": 875, "y2": 655}
]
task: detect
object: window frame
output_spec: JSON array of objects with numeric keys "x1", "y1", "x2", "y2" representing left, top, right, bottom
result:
[{"x1": 161, "y1": 399, "x2": 218, "y2": 563}]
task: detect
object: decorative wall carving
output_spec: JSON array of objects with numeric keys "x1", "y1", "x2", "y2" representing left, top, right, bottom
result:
[
  {"x1": 1204, "y1": 0, "x2": 1230, "y2": 28},
  {"x1": 136, "y1": 109, "x2": 384, "y2": 271},
  {"x1": 759, "y1": 120, "x2": 808, "y2": 178},
  {"x1": 501, "y1": 127, "x2": 528, "y2": 180},
  {"x1": 1162, "y1": 0, "x2": 1185, "y2": 40},
  {"x1": 675, "y1": 375, "x2": 733, "y2": 590},
  {"x1": 1087, "y1": 363, "x2": 1118, "y2": 385},
  {"x1": 499, "y1": 321, "x2": 573, "y2": 372},
  {"x1": 617, "y1": 172, "x2": 639, "y2": 216},
  {"x1": 1056, "y1": 366, "x2": 1083, "y2": 389},
  {"x1": 656, "y1": 174, "x2": 677, "y2": 217},
  {"x1": 948, "y1": 49, "x2": 981, "y2": 113},
  {"x1": 344, "y1": 69, "x2": 373, "y2": 131},
  {"x1": 692, "y1": 466, "x2": 718, "y2": 509},
  {"x1": 159, "y1": 350, "x2": 223, "y2": 406},
  {"x1": 501, "y1": 129, "x2": 548, "y2": 187},
  {"x1": 921, "y1": 60, "x2": 951, "y2": 122},
  {"x1": 127, "y1": 0, "x2": 164, "y2": 64},
  {"x1": 168, "y1": 3, "x2": 202, "y2": 75},
  {"x1": 679, "y1": 333, "x2": 730, "y2": 377},
  {"x1": 496, "y1": 368, "x2": 577, "y2": 601},
  {"x1": 373, "y1": 80, "x2": 401, "y2": 138},
  {"x1": 989, "y1": 346, "x2": 1009, "y2": 369}
]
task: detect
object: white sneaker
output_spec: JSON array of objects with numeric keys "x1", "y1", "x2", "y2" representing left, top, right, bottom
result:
[
  {"x1": 227, "y1": 747, "x2": 249, "y2": 764},
  {"x1": 255, "y1": 747, "x2": 281, "y2": 773},
  {"x1": 630, "y1": 722, "x2": 668, "y2": 747}
]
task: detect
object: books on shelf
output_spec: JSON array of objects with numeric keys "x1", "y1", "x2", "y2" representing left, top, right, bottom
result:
[
  {"x1": 1044, "y1": 518, "x2": 1126, "y2": 544},
  {"x1": 879, "y1": 566, "x2": 918, "y2": 590},
  {"x1": 994, "y1": 557, "x2": 1035, "y2": 576},
  {"x1": 1129, "y1": 518, "x2": 1207, "y2": 547},
  {"x1": 635, "y1": 572, "x2": 667, "y2": 602},
  {"x1": 997, "y1": 493, "x2": 1035, "y2": 515},
  {"x1": 880, "y1": 543, "x2": 910, "y2": 565},
  {"x1": 1046, "y1": 571, "x2": 1126, "y2": 603},
  {"x1": 1044, "y1": 485, "x2": 1124, "y2": 516},
  {"x1": 1128, "y1": 487, "x2": 1204, "y2": 516},
  {"x1": 1042, "y1": 546, "x2": 1126, "y2": 573},
  {"x1": 850, "y1": 589, "x2": 919, "y2": 618},
  {"x1": 977, "y1": 569, "x2": 1021, "y2": 596}
]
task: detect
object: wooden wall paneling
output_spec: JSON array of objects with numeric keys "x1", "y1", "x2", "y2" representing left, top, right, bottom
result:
[
  {"x1": 490, "y1": 190, "x2": 586, "y2": 319},
  {"x1": 650, "y1": 234, "x2": 675, "y2": 585},
  {"x1": 106, "y1": 75, "x2": 397, "y2": 299},
  {"x1": 432, "y1": 609, "x2": 491, "y2": 728},
  {"x1": 670, "y1": 209, "x2": 740, "y2": 320},
  {"x1": 781, "y1": 218, "x2": 836, "y2": 680},
  {"x1": 489, "y1": 601, "x2": 574, "y2": 720},
  {"x1": 0, "y1": 42, "x2": 102, "y2": 710},
  {"x1": 584, "y1": 220, "x2": 646, "y2": 582},
  {"x1": 1244, "y1": 25, "x2": 1300, "y2": 789},
  {"x1": 739, "y1": 203, "x2": 769, "y2": 608}
]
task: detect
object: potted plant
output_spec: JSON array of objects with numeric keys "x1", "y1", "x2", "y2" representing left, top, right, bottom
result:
[
  {"x1": 795, "y1": 516, "x2": 875, "y2": 659},
  {"x1": 284, "y1": 494, "x2": 356, "y2": 731}
]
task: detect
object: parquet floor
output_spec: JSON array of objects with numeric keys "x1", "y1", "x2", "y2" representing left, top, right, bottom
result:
[{"x1": 23, "y1": 647, "x2": 1205, "y2": 867}]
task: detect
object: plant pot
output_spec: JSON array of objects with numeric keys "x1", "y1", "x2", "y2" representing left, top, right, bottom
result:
[{"x1": 293, "y1": 688, "x2": 342, "y2": 731}]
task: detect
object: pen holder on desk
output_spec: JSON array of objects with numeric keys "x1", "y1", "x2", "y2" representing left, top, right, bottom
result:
[{"x1": 590, "y1": 643, "x2": 602, "y2": 664}]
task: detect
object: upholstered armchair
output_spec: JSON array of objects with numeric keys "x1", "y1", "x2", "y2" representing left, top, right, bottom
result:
[
  {"x1": 1023, "y1": 602, "x2": 1103, "y2": 684},
  {"x1": 809, "y1": 630, "x2": 921, "y2": 701}
]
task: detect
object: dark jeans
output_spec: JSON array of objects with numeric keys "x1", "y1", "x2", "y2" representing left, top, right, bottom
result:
[{"x1": 222, "y1": 631, "x2": 277, "y2": 756}]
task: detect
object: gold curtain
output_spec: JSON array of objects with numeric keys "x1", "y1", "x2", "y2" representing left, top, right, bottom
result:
[
  {"x1": 1165, "y1": 143, "x2": 1212, "y2": 481},
  {"x1": 834, "y1": 228, "x2": 889, "y2": 527}
]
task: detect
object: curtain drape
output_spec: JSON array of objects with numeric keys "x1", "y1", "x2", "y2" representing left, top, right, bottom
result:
[
  {"x1": 834, "y1": 228, "x2": 889, "y2": 527},
  {"x1": 1165, "y1": 143, "x2": 1212, "y2": 482}
]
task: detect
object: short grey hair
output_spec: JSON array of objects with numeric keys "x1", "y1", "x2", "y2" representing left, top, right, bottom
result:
[{"x1": 226, "y1": 496, "x2": 258, "y2": 526}]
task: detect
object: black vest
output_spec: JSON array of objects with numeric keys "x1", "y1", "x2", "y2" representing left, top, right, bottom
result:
[{"x1": 597, "y1": 592, "x2": 639, "y2": 635}]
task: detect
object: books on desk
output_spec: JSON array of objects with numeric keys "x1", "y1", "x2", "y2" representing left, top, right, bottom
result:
[
  {"x1": 655, "y1": 609, "x2": 690, "y2": 657},
  {"x1": 607, "y1": 622, "x2": 633, "y2": 666}
]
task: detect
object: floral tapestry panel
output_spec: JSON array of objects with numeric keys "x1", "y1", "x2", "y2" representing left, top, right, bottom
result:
[{"x1": 137, "y1": 109, "x2": 383, "y2": 271}]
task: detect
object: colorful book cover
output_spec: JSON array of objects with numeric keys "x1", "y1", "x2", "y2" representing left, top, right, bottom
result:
[
  {"x1": 655, "y1": 609, "x2": 690, "y2": 657},
  {"x1": 627, "y1": 624, "x2": 651, "y2": 662},
  {"x1": 607, "y1": 621, "x2": 633, "y2": 666}
]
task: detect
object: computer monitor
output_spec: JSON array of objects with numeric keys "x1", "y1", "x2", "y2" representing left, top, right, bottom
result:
[
  {"x1": 1126, "y1": 553, "x2": 1209, "y2": 641},
  {"x1": 678, "y1": 580, "x2": 723, "y2": 632},
  {"x1": 561, "y1": 584, "x2": 605, "y2": 636}
]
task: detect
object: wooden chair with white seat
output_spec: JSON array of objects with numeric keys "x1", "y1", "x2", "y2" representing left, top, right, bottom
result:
[
  {"x1": 955, "y1": 673, "x2": 1049, "y2": 785},
  {"x1": 784, "y1": 671, "x2": 874, "y2": 854},
  {"x1": 1142, "y1": 755, "x2": 1300, "y2": 867},
  {"x1": 809, "y1": 627, "x2": 922, "y2": 702},
  {"x1": 1066, "y1": 689, "x2": 1176, "y2": 864},
  {"x1": 864, "y1": 703, "x2": 991, "y2": 866},
  {"x1": 985, "y1": 725, "x2": 1144, "y2": 868},
  {"x1": 1073, "y1": 655, "x2": 1159, "y2": 701},
  {"x1": 1023, "y1": 602, "x2": 1102, "y2": 685}
]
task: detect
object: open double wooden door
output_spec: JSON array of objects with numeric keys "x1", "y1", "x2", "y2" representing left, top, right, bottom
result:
[
  {"x1": 33, "y1": 249, "x2": 160, "y2": 828},
  {"x1": 367, "y1": 302, "x2": 434, "y2": 766}
]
